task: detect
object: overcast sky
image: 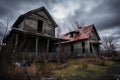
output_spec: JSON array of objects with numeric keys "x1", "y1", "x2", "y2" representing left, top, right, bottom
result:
[{"x1": 0, "y1": 0, "x2": 120, "y2": 43}]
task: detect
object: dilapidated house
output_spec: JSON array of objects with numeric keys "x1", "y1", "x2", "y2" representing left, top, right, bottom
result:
[
  {"x1": 3, "y1": 7, "x2": 65, "y2": 63},
  {"x1": 59, "y1": 25, "x2": 101, "y2": 58}
]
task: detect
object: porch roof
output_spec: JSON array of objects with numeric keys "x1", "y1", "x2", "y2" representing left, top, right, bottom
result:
[{"x1": 12, "y1": 28, "x2": 66, "y2": 41}]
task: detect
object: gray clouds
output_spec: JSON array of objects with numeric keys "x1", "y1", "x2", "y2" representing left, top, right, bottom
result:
[{"x1": 0, "y1": 0, "x2": 120, "y2": 41}]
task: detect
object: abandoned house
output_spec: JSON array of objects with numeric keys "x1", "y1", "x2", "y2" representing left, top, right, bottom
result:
[
  {"x1": 3, "y1": 7, "x2": 66, "y2": 64},
  {"x1": 59, "y1": 24, "x2": 101, "y2": 58},
  {"x1": 3, "y1": 6, "x2": 101, "y2": 64}
]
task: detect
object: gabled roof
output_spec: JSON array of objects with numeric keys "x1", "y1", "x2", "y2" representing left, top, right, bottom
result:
[
  {"x1": 12, "y1": 6, "x2": 58, "y2": 28},
  {"x1": 59, "y1": 24, "x2": 100, "y2": 42}
]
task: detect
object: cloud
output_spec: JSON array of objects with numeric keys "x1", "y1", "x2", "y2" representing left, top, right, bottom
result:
[
  {"x1": 0, "y1": 0, "x2": 120, "y2": 43},
  {"x1": 52, "y1": 0, "x2": 80, "y2": 23}
]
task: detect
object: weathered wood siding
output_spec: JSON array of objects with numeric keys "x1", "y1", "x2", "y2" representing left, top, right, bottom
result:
[
  {"x1": 89, "y1": 29, "x2": 99, "y2": 40},
  {"x1": 18, "y1": 10, "x2": 55, "y2": 37},
  {"x1": 88, "y1": 29, "x2": 100, "y2": 54},
  {"x1": 73, "y1": 41, "x2": 90, "y2": 57}
]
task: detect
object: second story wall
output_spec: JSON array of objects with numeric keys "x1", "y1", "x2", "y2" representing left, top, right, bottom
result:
[
  {"x1": 89, "y1": 29, "x2": 99, "y2": 41},
  {"x1": 15, "y1": 8, "x2": 56, "y2": 37}
]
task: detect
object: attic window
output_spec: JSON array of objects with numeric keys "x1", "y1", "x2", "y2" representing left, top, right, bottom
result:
[
  {"x1": 70, "y1": 33, "x2": 73, "y2": 37},
  {"x1": 70, "y1": 31, "x2": 79, "y2": 37},
  {"x1": 38, "y1": 20, "x2": 43, "y2": 32}
]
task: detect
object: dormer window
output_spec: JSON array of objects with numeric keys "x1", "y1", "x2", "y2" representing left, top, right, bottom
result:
[
  {"x1": 70, "y1": 31, "x2": 79, "y2": 37},
  {"x1": 70, "y1": 32, "x2": 74, "y2": 37},
  {"x1": 38, "y1": 20, "x2": 43, "y2": 32}
]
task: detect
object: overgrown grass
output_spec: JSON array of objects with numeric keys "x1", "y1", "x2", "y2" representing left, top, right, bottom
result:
[{"x1": 52, "y1": 58, "x2": 115, "y2": 79}]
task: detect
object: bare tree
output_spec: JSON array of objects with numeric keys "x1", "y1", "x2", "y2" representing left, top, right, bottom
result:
[
  {"x1": 0, "y1": 17, "x2": 12, "y2": 45},
  {"x1": 72, "y1": 19, "x2": 85, "y2": 30},
  {"x1": 0, "y1": 17, "x2": 15, "y2": 79},
  {"x1": 101, "y1": 36, "x2": 119, "y2": 57}
]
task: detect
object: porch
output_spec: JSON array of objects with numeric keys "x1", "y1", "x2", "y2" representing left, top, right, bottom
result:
[{"x1": 10, "y1": 28, "x2": 65, "y2": 65}]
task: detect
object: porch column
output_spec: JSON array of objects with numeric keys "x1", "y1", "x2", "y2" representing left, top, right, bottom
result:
[
  {"x1": 15, "y1": 34, "x2": 18, "y2": 45},
  {"x1": 47, "y1": 39, "x2": 50, "y2": 53},
  {"x1": 35, "y1": 37, "x2": 38, "y2": 58},
  {"x1": 46, "y1": 39, "x2": 50, "y2": 60}
]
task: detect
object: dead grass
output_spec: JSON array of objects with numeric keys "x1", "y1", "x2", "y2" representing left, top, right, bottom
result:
[
  {"x1": 0, "y1": 58, "x2": 115, "y2": 80},
  {"x1": 52, "y1": 58, "x2": 115, "y2": 79}
]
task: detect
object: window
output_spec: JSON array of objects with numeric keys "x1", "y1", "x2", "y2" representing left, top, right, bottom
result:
[
  {"x1": 82, "y1": 42, "x2": 85, "y2": 53},
  {"x1": 49, "y1": 40, "x2": 55, "y2": 52},
  {"x1": 90, "y1": 43, "x2": 93, "y2": 53},
  {"x1": 38, "y1": 20, "x2": 43, "y2": 32},
  {"x1": 70, "y1": 33, "x2": 73, "y2": 37},
  {"x1": 70, "y1": 32, "x2": 79, "y2": 37}
]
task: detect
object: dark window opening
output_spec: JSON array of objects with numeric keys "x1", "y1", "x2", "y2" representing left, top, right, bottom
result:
[
  {"x1": 49, "y1": 41, "x2": 55, "y2": 53},
  {"x1": 90, "y1": 43, "x2": 93, "y2": 53},
  {"x1": 71, "y1": 45, "x2": 74, "y2": 53},
  {"x1": 70, "y1": 33, "x2": 73, "y2": 37},
  {"x1": 82, "y1": 42, "x2": 85, "y2": 53},
  {"x1": 20, "y1": 36, "x2": 36, "y2": 52},
  {"x1": 38, "y1": 20, "x2": 43, "y2": 32},
  {"x1": 38, "y1": 38, "x2": 46, "y2": 52}
]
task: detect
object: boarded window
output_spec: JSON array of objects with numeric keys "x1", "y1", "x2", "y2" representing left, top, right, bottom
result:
[
  {"x1": 38, "y1": 20, "x2": 43, "y2": 32},
  {"x1": 90, "y1": 43, "x2": 93, "y2": 53},
  {"x1": 82, "y1": 42, "x2": 85, "y2": 53}
]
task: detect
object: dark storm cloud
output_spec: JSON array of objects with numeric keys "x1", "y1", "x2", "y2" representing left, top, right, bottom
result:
[
  {"x1": 0, "y1": 0, "x2": 61, "y2": 18},
  {"x1": 62, "y1": 0, "x2": 120, "y2": 31},
  {"x1": 0, "y1": 0, "x2": 24, "y2": 17},
  {"x1": 91, "y1": 0, "x2": 120, "y2": 30},
  {"x1": 0, "y1": 0, "x2": 120, "y2": 42}
]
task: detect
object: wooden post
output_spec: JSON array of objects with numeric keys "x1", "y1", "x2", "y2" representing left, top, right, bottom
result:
[
  {"x1": 20, "y1": 19, "x2": 25, "y2": 30},
  {"x1": 35, "y1": 37, "x2": 38, "y2": 58},
  {"x1": 21, "y1": 21, "x2": 23, "y2": 29},
  {"x1": 15, "y1": 34, "x2": 18, "y2": 45},
  {"x1": 46, "y1": 39, "x2": 49, "y2": 62},
  {"x1": 57, "y1": 40, "x2": 61, "y2": 64},
  {"x1": 47, "y1": 39, "x2": 49, "y2": 54}
]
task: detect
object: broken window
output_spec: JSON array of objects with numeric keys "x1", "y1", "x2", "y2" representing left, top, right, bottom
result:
[
  {"x1": 38, "y1": 20, "x2": 43, "y2": 32},
  {"x1": 90, "y1": 43, "x2": 93, "y2": 53},
  {"x1": 82, "y1": 42, "x2": 85, "y2": 53}
]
